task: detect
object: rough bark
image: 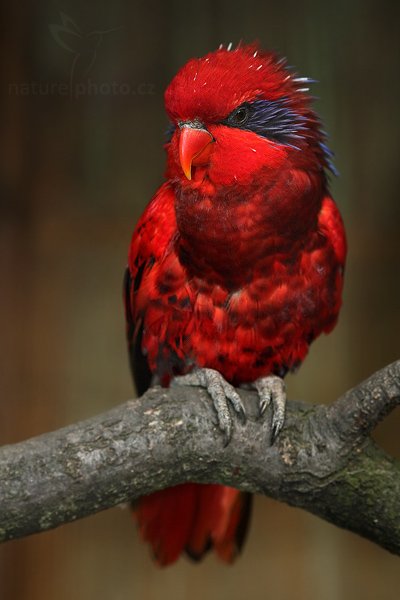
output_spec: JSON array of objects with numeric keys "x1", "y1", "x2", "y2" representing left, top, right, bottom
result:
[{"x1": 0, "y1": 360, "x2": 399, "y2": 554}]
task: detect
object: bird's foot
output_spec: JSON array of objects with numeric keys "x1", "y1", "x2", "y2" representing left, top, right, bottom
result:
[
  {"x1": 254, "y1": 375, "x2": 286, "y2": 442},
  {"x1": 172, "y1": 368, "x2": 246, "y2": 445}
]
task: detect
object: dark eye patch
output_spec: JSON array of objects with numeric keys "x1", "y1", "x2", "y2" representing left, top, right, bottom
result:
[
  {"x1": 222, "y1": 98, "x2": 307, "y2": 149},
  {"x1": 164, "y1": 100, "x2": 336, "y2": 174}
]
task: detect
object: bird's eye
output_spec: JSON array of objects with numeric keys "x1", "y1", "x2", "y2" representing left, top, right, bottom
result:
[{"x1": 230, "y1": 105, "x2": 249, "y2": 125}]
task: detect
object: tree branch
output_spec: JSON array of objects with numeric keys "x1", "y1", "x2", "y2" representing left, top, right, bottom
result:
[{"x1": 0, "y1": 360, "x2": 399, "y2": 554}]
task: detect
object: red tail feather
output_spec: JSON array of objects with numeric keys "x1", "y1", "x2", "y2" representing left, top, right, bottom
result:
[{"x1": 134, "y1": 483, "x2": 252, "y2": 566}]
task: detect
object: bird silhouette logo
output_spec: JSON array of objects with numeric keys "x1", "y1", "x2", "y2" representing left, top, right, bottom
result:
[{"x1": 49, "y1": 12, "x2": 121, "y2": 88}]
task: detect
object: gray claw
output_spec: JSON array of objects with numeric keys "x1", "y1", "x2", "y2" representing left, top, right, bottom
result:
[
  {"x1": 254, "y1": 375, "x2": 286, "y2": 442},
  {"x1": 223, "y1": 429, "x2": 231, "y2": 448},
  {"x1": 259, "y1": 394, "x2": 271, "y2": 417},
  {"x1": 271, "y1": 417, "x2": 282, "y2": 443},
  {"x1": 173, "y1": 367, "x2": 246, "y2": 444}
]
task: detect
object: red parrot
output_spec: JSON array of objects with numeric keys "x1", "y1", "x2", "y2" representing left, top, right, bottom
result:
[{"x1": 124, "y1": 43, "x2": 346, "y2": 566}]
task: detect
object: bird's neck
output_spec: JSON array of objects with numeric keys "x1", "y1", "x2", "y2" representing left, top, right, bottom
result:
[{"x1": 173, "y1": 168, "x2": 325, "y2": 289}]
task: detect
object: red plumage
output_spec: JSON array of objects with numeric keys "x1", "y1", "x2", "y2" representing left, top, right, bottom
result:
[{"x1": 125, "y1": 43, "x2": 346, "y2": 565}]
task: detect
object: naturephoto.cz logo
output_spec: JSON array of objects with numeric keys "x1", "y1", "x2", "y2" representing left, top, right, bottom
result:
[{"x1": 8, "y1": 13, "x2": 155, "y2": 99}]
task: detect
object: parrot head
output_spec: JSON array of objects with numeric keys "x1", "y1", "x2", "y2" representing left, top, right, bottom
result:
[
  {"x1": 162, "y1": 43, "x2": 336, "y2": 283},
  {"x1": 164, "y1": 43, "x2": 334, "y2": 189}
]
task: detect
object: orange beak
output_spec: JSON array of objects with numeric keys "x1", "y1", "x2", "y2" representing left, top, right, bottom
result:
[{"x1": 178, "y1": 125, "x2": 213, "y2": 180}]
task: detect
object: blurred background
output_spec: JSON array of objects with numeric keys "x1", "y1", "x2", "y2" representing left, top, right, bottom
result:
[{"x1": 1, "y1": 0, "x2": 399, "y2": 598}]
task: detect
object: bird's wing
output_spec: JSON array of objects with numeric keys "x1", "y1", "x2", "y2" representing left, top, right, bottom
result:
[
  {"x1": 318, "y1": 194, "x2": 347, "y2": 269},
  {"x1": 123, "y1": 183, "x2": 178, "y2": 395}
]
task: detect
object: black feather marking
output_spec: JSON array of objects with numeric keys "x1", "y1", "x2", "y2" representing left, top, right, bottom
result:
[
  {"x1": 132, "y1": 320, "x2": 153, "y2": 396},
  {"x1": 133, "y1": 262, "x2": 145, "y2": 292},
  {"x1": 165, "y1": 121, "x2": 175, "y2": 143},
  {"x1": 185, "y1": 538, "x2": 212, "y2": 562},
  {"x1": 123, "y1": 267, "x2": 135, "y2": 340},
  {"x1": 123, "y1": 267, "x2": 153, "y2": 396},
  {"x1": 274, "y1": 364, "x2": 289, "y2": 378},
  {"x1": 234, "y1": 493, "x2": 253, "y2": 554},
  {"x1": 179, "y1": 296, "x2": 191, "y2": 309}
]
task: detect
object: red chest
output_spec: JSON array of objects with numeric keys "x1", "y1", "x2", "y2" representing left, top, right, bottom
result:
[
  {"x1": 139, "y1": 235, "x2": 343, "y2": 385},
  {"x1": 128, "y1": 185, "x2": 345, "y2": 386}
]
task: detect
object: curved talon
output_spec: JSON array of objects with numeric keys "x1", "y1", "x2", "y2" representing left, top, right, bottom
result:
[
  {"x1": 172, "y1": 368, "x2": 246, "y2": 444},
  {"x1": 254, "y1": 375, "x2": 286, "y2": 442}
]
